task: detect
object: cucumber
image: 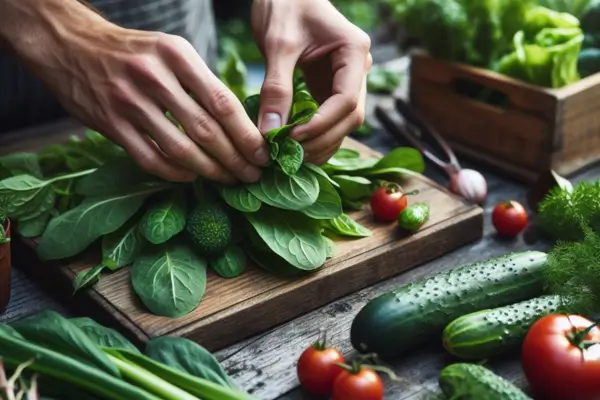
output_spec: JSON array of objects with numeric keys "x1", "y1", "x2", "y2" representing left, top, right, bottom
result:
[
  {"x1": 350, "y1": 251, "x2": 547, "y2": 359},
  {"x1": 439, "y1": 363, "x2": 531, "y2": 400},
  {"x1": 442, "y1": 295, "x2": 561, "y2": 360}
]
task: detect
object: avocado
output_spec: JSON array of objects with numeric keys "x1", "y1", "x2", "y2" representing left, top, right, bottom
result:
[{"x1": 185, "y1": 203, "x2": 232, "y2": 257}]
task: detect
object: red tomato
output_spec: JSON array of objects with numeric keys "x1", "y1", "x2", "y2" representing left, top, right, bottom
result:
[
  {"x1": 370, "y1": 183, "x2": 408, "y2": 222},
  {"x1": 522, "y1": 314, "x2": 600, "y2": 400},
  {"x1": 332, "y1": 366, "x2": 384, "y2": 400},
  {"x1": 492, "y1": 200, "x2": 528, "y2": 237},
  {"x1": 297, "y1": 343, "x2": 345, "y2": 395}
]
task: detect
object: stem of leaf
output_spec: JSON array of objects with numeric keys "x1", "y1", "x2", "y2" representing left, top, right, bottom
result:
[{"x1": 47, "y1": 168, "x2": 96, "y2": 184}]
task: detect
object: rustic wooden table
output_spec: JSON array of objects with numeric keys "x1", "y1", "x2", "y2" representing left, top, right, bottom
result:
[{"x1": 1, "y1": 56, "x2": 596, "y2": 400}]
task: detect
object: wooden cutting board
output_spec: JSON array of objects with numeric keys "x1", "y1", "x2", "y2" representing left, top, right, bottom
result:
[{"x1": 2, "y1": 121, "x2": 484, "y2": 351}]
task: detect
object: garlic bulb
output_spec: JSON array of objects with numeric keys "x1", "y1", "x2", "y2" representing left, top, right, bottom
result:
[{"x1": 449, "y1": 168, "x2": 487, "y2": 204}]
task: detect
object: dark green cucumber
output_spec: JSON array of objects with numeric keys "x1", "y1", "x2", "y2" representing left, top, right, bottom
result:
[
  {"x1": 439, "y1": 363, "x2": 531, "y2": 400},
  {"x1": 442, "y1": 295, "x2": 561, "y2": 360},
  {"x1": 350, "y1": 251, "x2": 547, "y2": 359}
]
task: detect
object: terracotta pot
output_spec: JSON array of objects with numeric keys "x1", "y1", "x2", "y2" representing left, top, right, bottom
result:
[{"x1": 0, "y1": 219, "x2": 10, "y2": 313}]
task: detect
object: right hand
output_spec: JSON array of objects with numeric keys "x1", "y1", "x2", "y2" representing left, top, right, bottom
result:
[{"x1": 6, "y1": 1, "x2": 269, "y2": 183}]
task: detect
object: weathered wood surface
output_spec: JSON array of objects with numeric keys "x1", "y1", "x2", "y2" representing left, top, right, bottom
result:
[
  {"x1": 1, "y1": 120, "x2": 482, "y2": 353},
  {"x1": 3, "y1": 54, "x2": 597, "y2": 399}
]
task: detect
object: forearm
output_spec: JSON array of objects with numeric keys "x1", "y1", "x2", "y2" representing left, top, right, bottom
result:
[{"x1": 0, "y1": 0, "x2": 108, "y2": 64}]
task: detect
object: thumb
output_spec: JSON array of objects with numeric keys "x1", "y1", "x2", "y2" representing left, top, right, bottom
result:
[{"x1": 258, "y1": 53, "x2": 298, "y2": 134}]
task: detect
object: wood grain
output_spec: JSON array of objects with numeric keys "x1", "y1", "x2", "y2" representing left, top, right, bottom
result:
[
  {"x1": 409, "y1": 50, "x2": 600, "y2": 183},
  {"x1": 2, "y1": 124, "x2": 483, "y2": 352}
]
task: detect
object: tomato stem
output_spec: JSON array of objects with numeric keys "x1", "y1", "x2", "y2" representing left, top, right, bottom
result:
[
  {"x1": 382, "y1": 182, "x2": 403, "y2": 194},
  {"x1": 333, "y1": 353, "x2": 404, "y2": 382},
  {"x1": 312, "y1": 328, "x2": 327, "y2": 351},
  {"x1": 567, "y1": 322, "x2": 599, "y2": 349}
]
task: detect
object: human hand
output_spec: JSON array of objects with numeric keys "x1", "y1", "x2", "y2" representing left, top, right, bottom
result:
[
  {"x1": 1, "y1": 0, "x2": 270, "y2": 183},
  {"x1": 251, "y1": 0, "x2": 372, "y2": 165}
]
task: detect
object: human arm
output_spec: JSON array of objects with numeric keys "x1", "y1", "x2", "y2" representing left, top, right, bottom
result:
[{"x1": 0, "y1": 0, "x2": 269, "y2": 183}]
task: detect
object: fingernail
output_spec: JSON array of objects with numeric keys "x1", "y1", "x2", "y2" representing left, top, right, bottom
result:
[
  {"x1": 255, "y1": 147, "x2": 270, "y2": 165},
  {"x1": 259, "y1": 113, "x2": 282, "y2": 133}
]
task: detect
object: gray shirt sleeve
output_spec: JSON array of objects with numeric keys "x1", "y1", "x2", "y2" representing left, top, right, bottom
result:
[{"x1": 0, "y1": 0, "x2": 217, "y2": 133}]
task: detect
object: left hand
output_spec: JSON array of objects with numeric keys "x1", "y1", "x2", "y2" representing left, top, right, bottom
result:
[{"x1": 251, "y1": 0, "x2": 372, "y2": 165}]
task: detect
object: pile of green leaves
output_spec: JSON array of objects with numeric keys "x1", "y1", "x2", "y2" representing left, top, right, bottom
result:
[
  {"x1": 537, "y1": 178, "x2": 600, "y2": 314},
  {"x1": 0, "y1": 310, "x2": 254, "y2": 400},
  {"x1": 0, "y1": 85, "x2": 424, "y2": 319},
  {"x1": 391, "y1": 0, "x2": 586, "y2": 88}
]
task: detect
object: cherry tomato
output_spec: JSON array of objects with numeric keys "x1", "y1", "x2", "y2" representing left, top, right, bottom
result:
[
  {"x1": 297, "y1": 342, "x2": 345, "y2": 395},
  {"x1": 492, "y1": 200, "x2": 528, "y2": 237},
  {"x1": 522, "y1": 314, "x2": 600, "y2": 400},
  {"x1": 332, "y1": 366, "x2": 384, "y2": 400},
  {"x1": 370, "y1": 183, "x2": 408, "y2": 222}
]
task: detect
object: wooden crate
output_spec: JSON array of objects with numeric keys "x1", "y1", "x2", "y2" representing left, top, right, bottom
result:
[{"x1": 409, "y1": 51, "x2": 600, "y2": 183}]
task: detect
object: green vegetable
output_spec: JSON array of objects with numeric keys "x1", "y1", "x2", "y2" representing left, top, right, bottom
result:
[
  {"x1": 580, "y1": 0, "x2": 600, "y2": 33},
  {"x1": 442, "y1": 295, "x2": 560, "y2": 360},
  {"x1": 145, "y1": 336, "x2": 238, "y2": 389},
  {"x1": 497, "y1": 26, "x2": 584, "y2": 88},
  {"x1": 398, "y1": 202, "x2": 430, "y2": 232},
  {"x1": 523, "y1": 5, "x2": 580, "y2": 40},
  {"x1": 578, "y1": 47, "x2": 600, "y2": 77},
  {"x1": 139, "y1": 191, "x2": 188, "y2": 245},
  {"x1": 131, "y1": 242, "x2": 207, "y2": 318},
  {"x1": 209, "y1": 245, "x2": 246, "y2": 278},
  {"x1": 350, "y1": 251, "x2": 548, "y2": 359},
  {"x1": 70, "y1": 317, "x2": 141, "y2": 353},
  {"x1": 218, "y1": 39, "x2": 247, "y2": 101},
  {"x1": 185, "y1": 203, "x2": 232, "y2": 257},
  {"x1": 439, "y1": 363, "x2": 531, "y2": 400}
]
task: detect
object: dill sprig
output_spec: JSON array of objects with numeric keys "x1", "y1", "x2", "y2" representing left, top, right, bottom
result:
[
  {"x1": 538, "y1": 180, "x2": 600, "y2": 242},
  {"x1": 543, "y1": 224, "x2": 600, "y2": 315}
]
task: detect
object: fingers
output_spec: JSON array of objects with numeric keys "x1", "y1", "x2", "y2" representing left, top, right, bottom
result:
[
  {"x1": 152, "y1": 75, "x2": 263, "y2": 183},
  {"x1": 257, "y1": 41, "x2": 300, "y2": 134},
  {"x1": 159, "y1": 37, "x2": 270, "y2": 167},
  {"x1": 292, "y1": 37, "x2": 370, "y2": 142},
  {"x1": 302, "y1": 75, "x2": 367, "y2": 165},
  {"x1": 107, "y1": 120, "x2": 198, "y2": 183}
]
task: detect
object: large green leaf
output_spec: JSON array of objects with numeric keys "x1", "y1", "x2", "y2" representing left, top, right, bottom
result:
[
  {"x1": 301, "y1": 175, "x2": 343, "y2": 219},
  {"x1": 139, "y1": 191, "x2": 188, "y2": 245},
  {"x1": 131, "y1": 242, "x2": 207, "y2": 318},
  {"x1": 247, "y1": 165, "x2": 319, "y2": 211},
  {"x1": 37, "y1": 185, "x2": 166, "y2": 260},
  {"x1": 70, "y1": 317, "x2": 140, "y2": 353},
  {"x1": 245, "y1": 207, "x2": 327, "y2": 270}
]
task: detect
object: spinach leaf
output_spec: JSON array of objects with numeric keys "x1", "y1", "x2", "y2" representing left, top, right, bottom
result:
[
  {"x1": 290, "y1": 90, "x2": 319, "y2": 122},
  {"x1": 145, "y1": 336, "x2": 238, "y2": 389},
  {"x1": 326, "y1": 214, "x2": 372, "y2": 237},
  {"x1": 303, "y1": 163, "x2": 340, "y2": 188},
  {"x1": 342, "y1": 198, "x2": 365, "y2": 211},
  {"x1": 131, "y1": 242, "x2": 207, "y2": 318},
  {"x1": 245, "y1": 242, "x2": 306, "y2": 277},
  {"x1": 70, "y1": 317, "x2": 140, "y2": 353},
  {"x1": 102, "y1": 217, "x2": 145, "y2": 270},
  {"x1": 323, "y1": 156, "x2": 379, "y2": 173},
  {"x1": 332, "y1": 175, "x2": 373, "y2": 200},
  {"x1": 75, "y1": 156, "x2": 159, "y2": 197},
  {"x1": 11, "y1": 185, "x2": 56, "y2": 221},
  {"x1": 16, "y1": 210, "x2": 51, "y2": 237},
  {"x1": 243, "y1": 94, "x2": 260, "y2": 125},
  {"x1": 10, "y1": 310, "x2": 120, "y2": 377},
  {"x1": 139, "y1": 191, "x2": 188, "y2": 245},
  {"x1": 245, "y1": 207, "x2": 327, "y2": 270},
  {"x1": 247, "y1": 165, "x2": 319, "y2": 211},
  {"x1": 275, "y1": 137, "x2": 304, "y2": 176},
  {"x1": 301, "y1": 175, "x2": 343, "y2": 220},
  {"x1": 209, "y1": 245, "x2": 246, "y2": 278},
  {"x1": 37, "y1": 185, "x2": 166, "y2": 261},
  {"x1": 367, "y1": 65, "x2": 402, "y2": 94},
  {"x1": 365, "y1": 147, "x2": 425, "y2": 173},
  {"x1": 0, "y1": 152, "x2": 42, "y2": 178},
  {"x1": 73, "y1": 265, "x2": 106, "y2": 293},
  {"x1": 332, "y1": 148, "x2": 360, "y2": 159},
  {"x1": 218, "y1": 185, "x2": 261, "y2": 212}
]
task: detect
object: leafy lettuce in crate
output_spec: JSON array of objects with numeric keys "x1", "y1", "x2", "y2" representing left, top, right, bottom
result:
[{"x1": 497, "y1": 6, "x2": 584, "y2": 88}]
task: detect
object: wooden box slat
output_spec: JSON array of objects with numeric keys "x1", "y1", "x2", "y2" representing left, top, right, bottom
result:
[
  {"x1": 409, "y1": 51, "x2": 600, "y2": 183},
  {"x1": 3, "y1": 123, "x2": 483, "y2": 351}
]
